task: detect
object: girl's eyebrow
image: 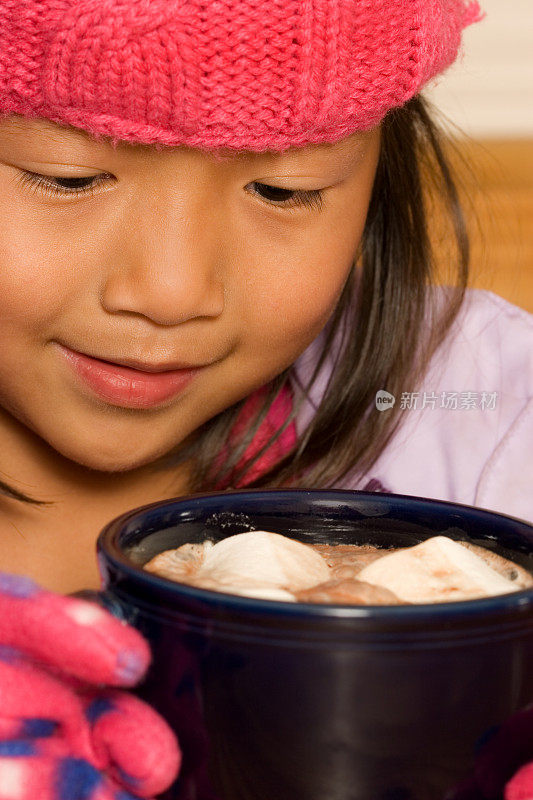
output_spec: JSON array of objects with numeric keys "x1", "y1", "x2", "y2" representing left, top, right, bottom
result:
[
  {"x1": 0, "y1": 118, "x2": 143, "y2": 164},
  {"x1": 1, "y1": 117, "x2": 97, "y2": 144},
  {"x1": 258, "y1": 135, "x2": 374, "y2": 176},
  {"x1": 0, "y1": 117, "x2": 377, "y2": 176}
]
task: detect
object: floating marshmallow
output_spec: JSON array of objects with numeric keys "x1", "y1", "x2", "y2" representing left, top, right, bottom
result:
[
  {"x1": 357, "y1": 535, "x2": 518, "y2": 603},
  {"x1": 208, "y1": 585, "x2": 297, "y2": 602},
  {"x1": 195, "y1": 530, "x2": 331, "y2": 597},
  {"x1": 144, "y1": 541, "x2": 213, "y2": 582}
]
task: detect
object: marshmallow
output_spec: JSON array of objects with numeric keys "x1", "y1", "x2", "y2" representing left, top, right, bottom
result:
[
  {"x1": 212, "y1": 586, "x2": 297, "y2": 602},
  {"x1": 143, "y1": 541, "x2": 213, "y2": 582},
  {"x1": 358, "y1": 536, "x2": 519, "y2": 603},
  {"x1": 196, "y1": 531, "x2": 330, "y2": 598},
  {"x1": 144, "y1": 531, "x2": 330, "y2": 602}
]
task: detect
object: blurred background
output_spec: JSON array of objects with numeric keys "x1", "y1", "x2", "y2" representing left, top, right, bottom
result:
[{"x1": 424, "y1": 0, "x2": 533, "y2": 312}]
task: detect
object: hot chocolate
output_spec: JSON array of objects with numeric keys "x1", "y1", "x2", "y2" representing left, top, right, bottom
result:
[{"x1": 143, "y1": 531, "x2": 533, "y2": 605}]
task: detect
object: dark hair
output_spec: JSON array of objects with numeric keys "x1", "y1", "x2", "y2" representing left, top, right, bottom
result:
[{"x1": 0, "y1": 94, "x2": 469, "y2": 505}]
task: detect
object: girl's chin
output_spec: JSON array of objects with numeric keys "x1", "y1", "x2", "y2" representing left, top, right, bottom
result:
[{"x1": 48, "y1": 433, "x2": 186, "y2": 475}]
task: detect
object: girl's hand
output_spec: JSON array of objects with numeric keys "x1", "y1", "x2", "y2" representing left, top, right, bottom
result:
[
  {"x1": 506, "y1": 763, "x2": 533, "y2": 800},
  {"x1": 0, "y1": 572, "x2": 181, "y2": 799}
]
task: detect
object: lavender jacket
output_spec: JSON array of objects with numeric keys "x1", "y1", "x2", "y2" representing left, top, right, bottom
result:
[{"x1": 291, "y1": 289, "x2": 533, "y2": 523}]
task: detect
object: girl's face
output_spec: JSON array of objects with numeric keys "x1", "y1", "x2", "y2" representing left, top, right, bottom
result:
[{"x1": 0, "y1": 116, "x2": 380, "y2": 475}]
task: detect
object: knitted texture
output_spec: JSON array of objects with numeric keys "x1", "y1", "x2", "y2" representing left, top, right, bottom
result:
[
  {"x1": 0, "y1": 0, "x2": 483, "y2": 151},
  {"x1": 0, "y1": 574, "x2": 181, "y2": 798},
  {"x1": 506, "y1": 764, "x2": 533, "y2": 800}
]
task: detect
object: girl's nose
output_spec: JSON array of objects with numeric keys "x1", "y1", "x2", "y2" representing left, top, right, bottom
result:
[{"x1": 100, "y1": 217, "x2": 225, "y2": 326}]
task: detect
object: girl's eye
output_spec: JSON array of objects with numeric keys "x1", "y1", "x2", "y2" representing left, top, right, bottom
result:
[
  {"x1": 15, "y1": 171, "x2": 324, "y2": 211},
  {"x1": 15, "y1": 170, "x2": 113, "y2": 198},
  {"x1": 248, "y1": 181, "x2": 324, "y2": 212}
]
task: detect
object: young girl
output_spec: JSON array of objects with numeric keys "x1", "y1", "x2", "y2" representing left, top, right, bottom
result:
[{"x1": 0, "y1": 0, "x2": 531, "y2": 798}]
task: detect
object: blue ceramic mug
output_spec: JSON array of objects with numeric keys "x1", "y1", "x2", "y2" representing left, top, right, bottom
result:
[{"x1": 87, "y1": 489, "x2": 533, "y2": 800}]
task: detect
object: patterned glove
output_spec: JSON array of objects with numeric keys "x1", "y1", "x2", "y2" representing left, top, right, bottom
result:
[{"x1": 0, "y1": 571, "x2": 181, "y2": 799}]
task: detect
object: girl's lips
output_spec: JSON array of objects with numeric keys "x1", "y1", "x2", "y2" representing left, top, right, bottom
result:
[{"x1": 59, "y1": 345, "x2": 202, "y2": 409}]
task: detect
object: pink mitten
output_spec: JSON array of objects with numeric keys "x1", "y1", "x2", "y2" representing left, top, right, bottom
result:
[
  {"x1": 506, "y1": 762, "x2": 533, "y2": 800},
  {"x1": 0, "y1": 571, "x2": 181, "y2": 799}
]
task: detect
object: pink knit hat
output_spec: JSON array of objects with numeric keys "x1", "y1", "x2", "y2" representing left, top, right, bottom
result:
[{"x1": 0, "y1": 0, "x2": 483, "y2": 152}]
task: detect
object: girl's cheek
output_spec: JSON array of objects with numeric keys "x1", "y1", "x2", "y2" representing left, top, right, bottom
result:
[
  {"x1": 0, "y1": 208, "x2": 76, "y2": 327},
  {"x1": 230, "y1": 162, "x2": 375, "y2": 350},
  {"x1": 255, "y1": 263, "x2": 349, "y2": 338},
  {"x1": 233, "y1": 220, "x2": 363, "y2": 347}
]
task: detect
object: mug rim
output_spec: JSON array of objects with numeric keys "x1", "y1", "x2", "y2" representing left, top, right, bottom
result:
[{"x1": 96, "y1": 488, "x2": 533, "y2": 622}]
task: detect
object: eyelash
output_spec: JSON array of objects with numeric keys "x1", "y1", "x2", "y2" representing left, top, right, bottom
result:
[
  {"x1": 249, "y1": 182, "x2": 324, "y2": 212},
  {"x1": 15, "y1": 171, "x2": 325, "y2": 212},
  {"x1": 16, "y1": 170, "x2": 110, "y2": 199}
]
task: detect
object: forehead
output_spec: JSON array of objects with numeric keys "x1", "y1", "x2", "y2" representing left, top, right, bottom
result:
[{"x1": 0, "y1": 114, "x2": 376, "y2": 171}]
